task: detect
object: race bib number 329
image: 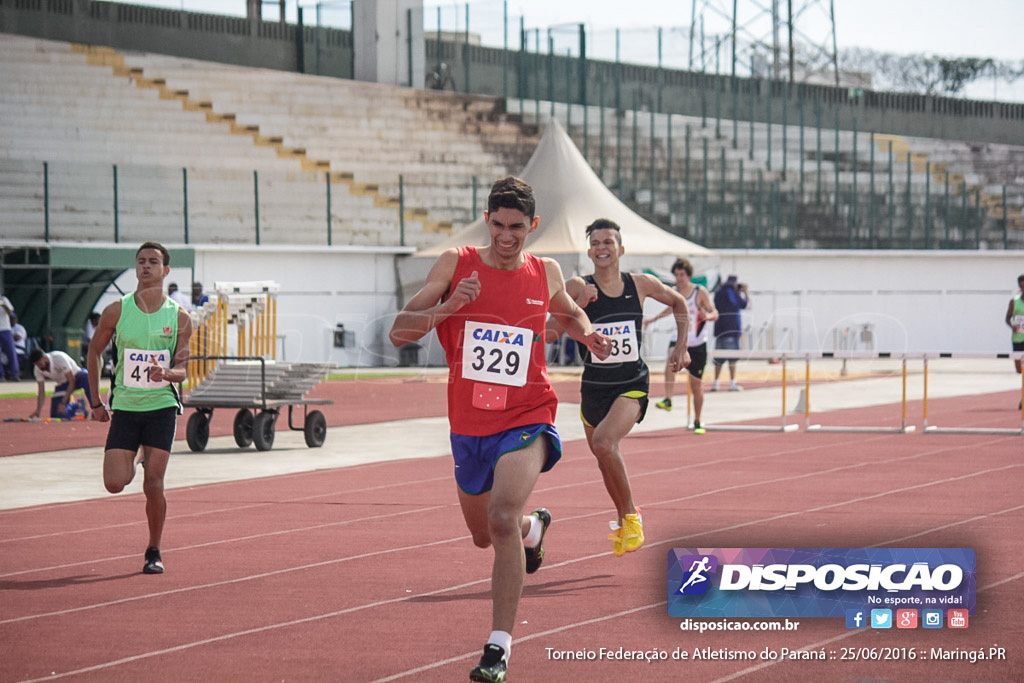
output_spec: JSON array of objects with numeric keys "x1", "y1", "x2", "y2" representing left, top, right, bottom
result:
[
  {"x1": 461, "y1": 321, "x2": 531, "y2": 387},
  {"x1": 124, "y1": 348, "x2": 171, "y2": 389}
]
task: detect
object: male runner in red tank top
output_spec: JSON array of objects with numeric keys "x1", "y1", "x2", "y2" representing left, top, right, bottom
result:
[{"x1": 390, "y1": 177, "x2": 610, "y2": 682}]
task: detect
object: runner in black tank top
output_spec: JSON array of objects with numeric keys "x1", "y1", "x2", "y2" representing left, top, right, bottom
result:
[
  {"x1": 547, "y1": 219, "x2": 690, "y2": 558},
  {"x1": 576, "y1": 272, "x2": 649, "y2": 414}
]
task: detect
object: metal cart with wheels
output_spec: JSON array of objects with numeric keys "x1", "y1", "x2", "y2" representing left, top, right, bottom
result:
[{"x1": 182, "y1": 355, "x2": 335, "y2": 452}]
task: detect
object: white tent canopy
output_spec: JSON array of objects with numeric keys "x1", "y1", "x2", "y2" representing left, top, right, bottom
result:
[
  {"x1": 401, "y1": 119, "x2": 715, "y2": 366},
  {"x1": 416, "y1": 118, "x2": 711, "y2": 264}
]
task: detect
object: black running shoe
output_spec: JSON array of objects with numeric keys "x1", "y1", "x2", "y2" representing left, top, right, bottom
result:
[
  {"x1": 469, "y1": 644, "x2": 507, "y2": 683},
  {"x1": 143, "y1": 547, "x2": 164, "y2": 574},
  {"x1": 524, "y1": 507, "x2": 551, "y2": 574}
]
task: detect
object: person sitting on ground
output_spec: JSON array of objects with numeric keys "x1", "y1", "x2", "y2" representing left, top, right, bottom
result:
[{"x1": 28, "y1": 348, "x2": 93, "y2": 419}]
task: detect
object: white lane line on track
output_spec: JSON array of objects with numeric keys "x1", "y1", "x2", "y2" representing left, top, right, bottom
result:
[
  {"x1": 2, "y1": 435, "x2": 1015, "y2": 590},
  {"x1": 12, "y1": 464, "x2": 1023, "y2": 680},
  {"x1": 0, "y1": 427, "x2": 853, "y2": 564},
  {"x1": 0, "y1": 473, "x2": 457, "y2": 545},
  {"x1": 0, "y1": 428, "x2": 979, "y2": 576}
]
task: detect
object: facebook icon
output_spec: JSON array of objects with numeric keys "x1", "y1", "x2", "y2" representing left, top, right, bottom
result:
[{"x1": 845, "y1": 609, "x2": 867, "y2": 629}]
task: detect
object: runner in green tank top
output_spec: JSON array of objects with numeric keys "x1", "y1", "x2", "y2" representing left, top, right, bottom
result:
[{"x1": 87, "y1": 242, "x2": 193, "y2": 575}]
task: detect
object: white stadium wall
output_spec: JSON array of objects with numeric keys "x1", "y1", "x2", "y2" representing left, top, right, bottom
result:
[
  {"x1": 655, "y1": 249, "x2": 1024, "y2": 358},
  {"x1": 95, "y1": 247, "x2": 1022, "y2": 367}
]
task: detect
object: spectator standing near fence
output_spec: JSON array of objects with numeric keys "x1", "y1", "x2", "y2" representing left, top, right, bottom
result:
[
  {"x1": 11, "y1": 313, "x2": 28, "y2": 379},
  {"x1": 711, "y1": 275, "x2": 749, "y2": 392},
  {"x1": 191, "y1": 282, "x2": 209, "y2": 309},
  {"x1": 0, "y1": 290, "x2": 18, "y2": 381},
  {"x1": 167, "y1": 283, "x2": 192, "y2": 310},
  {"x1": 87, "y1": 242, "x2": 193, "y2": 575},
  {"x1": 1007, "y1": 273, "x2": 1024, "y2": 410}
]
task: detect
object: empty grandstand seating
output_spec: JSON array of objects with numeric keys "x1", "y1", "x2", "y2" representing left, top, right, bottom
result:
[
  {"x1": 520, "y1": 100, "x2": 1023, "y2": 249},
  {"x1": 2, "y1": 30, "x2": 1020, "y2": 251},
  {"x1": 0, "y1": 33, "x2": 538, "y2": 247}
]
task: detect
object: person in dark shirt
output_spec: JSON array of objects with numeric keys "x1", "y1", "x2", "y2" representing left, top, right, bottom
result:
[{"x1": 711, "y1": 275, "x2": 749, "y2": 392}]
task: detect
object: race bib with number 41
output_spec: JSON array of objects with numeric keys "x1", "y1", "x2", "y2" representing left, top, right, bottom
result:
[
  {"x1": 461, "y1": 321, "x2": 531, "y2": 387},
  {"x1": 124, "y1": 348, "x2": 171, "y2": 389}
]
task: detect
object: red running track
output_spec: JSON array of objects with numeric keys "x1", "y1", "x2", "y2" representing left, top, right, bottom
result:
[{"x1": 1, "y1": 390, "x2": 1023, "y2": 682}]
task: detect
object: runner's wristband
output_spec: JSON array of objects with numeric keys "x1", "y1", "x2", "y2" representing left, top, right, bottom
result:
[{"x1": 91, "y1": 403, "x2": 104, "y2": 409}]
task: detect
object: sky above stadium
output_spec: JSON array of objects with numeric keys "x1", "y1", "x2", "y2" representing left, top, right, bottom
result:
[
  {"x1": 122, "y1": 0, "x2": 1024, "y2": 100},
  {"x1": 509, "y1": 0, "x2": 1021, "y2": 61},
  {"x1": 136, "y1": 1, "x2": 1022, "y2": 61}
]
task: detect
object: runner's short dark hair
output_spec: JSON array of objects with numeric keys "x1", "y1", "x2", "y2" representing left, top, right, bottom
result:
[
  {"x1": 137, "y1": 241, "x2": 170, "y2": 266},
  {"x1": 487, "y1": 176, "x2": 536, "y2": 219},
  {"x1": 671, "y1": 258, "x2": 694, "y2": 277},
  {"x1": 585, "y1": 219, "x2": 622, "y2": 245}
]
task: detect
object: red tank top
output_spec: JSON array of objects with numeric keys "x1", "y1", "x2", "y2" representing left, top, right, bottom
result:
[{"x1": 436, "y1": 246, "x2": 557, "y2": 435}]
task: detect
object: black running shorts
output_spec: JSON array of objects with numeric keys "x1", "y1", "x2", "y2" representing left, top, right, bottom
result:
[
  {"x1": 669, "y1": 341, "x2": 708, "y2": 379},
  {"x1": 580, "y1": 385, "x2": 649, "y2": 428},
  {"x1": 105, "y1": 407, "x2": 179, "y2": 453}
]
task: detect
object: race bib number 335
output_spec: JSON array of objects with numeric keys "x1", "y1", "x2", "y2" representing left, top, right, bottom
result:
[
  {"x1": 461, "y1": 321, "x2": 531, "y2": 387},
  {"x1": 591, "y1": 321, "x2": 639, "y2": 364},
  {"x1": 124, "y1": 348, "x2": 171, "y2": 389}
]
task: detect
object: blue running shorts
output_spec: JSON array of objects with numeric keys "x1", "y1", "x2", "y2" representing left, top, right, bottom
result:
[{"x1": 450, "y1": 423, "x2": 562, "y2": 495}]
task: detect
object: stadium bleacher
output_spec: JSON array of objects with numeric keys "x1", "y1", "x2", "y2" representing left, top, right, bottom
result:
[{"x1": 0, "y1": 33, "x2": 538, "y2": 248}]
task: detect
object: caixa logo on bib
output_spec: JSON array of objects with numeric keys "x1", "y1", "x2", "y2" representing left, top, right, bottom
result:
[{"x1": 667, "y1": 548, "x2": 976, "y2": 619}]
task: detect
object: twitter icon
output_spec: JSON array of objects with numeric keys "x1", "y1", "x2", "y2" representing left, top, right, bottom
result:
[{"x1": 870, "y1": 609, "x2": 893, "y2": 629}]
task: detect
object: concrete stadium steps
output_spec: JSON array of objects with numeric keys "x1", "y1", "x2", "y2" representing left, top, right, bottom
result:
[
  {"x1": 92, "y1": 42, "x2": 524, "y2": 239},
  {"x1": 113, "y1": 49, "x2": 536, "y2": 180},
  {"x1": 0, "y1": 33, "x2": 459, "y2": 248}
]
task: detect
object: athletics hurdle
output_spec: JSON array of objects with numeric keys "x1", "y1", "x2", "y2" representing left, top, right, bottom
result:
[
  {"x1": 921, "y1": 352, "x2": 1024, "y2": 435},
  {"x1": 186, "y1": 281, "x2": 280, "y2": 388},
  {"x1": 804, "y1": 352, "x2": 916, "y2": 434},
  {"x1": 696, "y1": 350, "x2": 800, "y2": 433}
]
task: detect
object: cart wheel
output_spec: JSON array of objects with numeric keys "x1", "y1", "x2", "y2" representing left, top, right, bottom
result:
[
  {"x1": 253, "y1": 411, "x2": 276, "y2": 451},
  {"x1": 186, "y1": 412, "x2": 209, "y2": 453},
  {"x1": 304, "y1": 410, "x2": 327, "y2": 448},
  {"x1": 233, "y1": 409, "x2": 254, "y2": 448}
]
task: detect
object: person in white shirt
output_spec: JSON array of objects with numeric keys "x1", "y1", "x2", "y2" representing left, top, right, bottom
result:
[
  {"x1": 29, "y1": 349, "x2": 93, "y2": 419},
  {"x1": 167, "y1": 283, "x2": 192, "y2": 310},
  {"x1": 0, "y1": 292, "x2": 19, "y2": 381}
]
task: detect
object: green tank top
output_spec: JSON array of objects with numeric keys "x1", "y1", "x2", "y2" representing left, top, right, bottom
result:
[
  {"x1": 112, "y1": 293, "x2": 181, "y2": 412},
  {"x1": 1013, "y1": 294, "x2": 1024, "y2": 344}
]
